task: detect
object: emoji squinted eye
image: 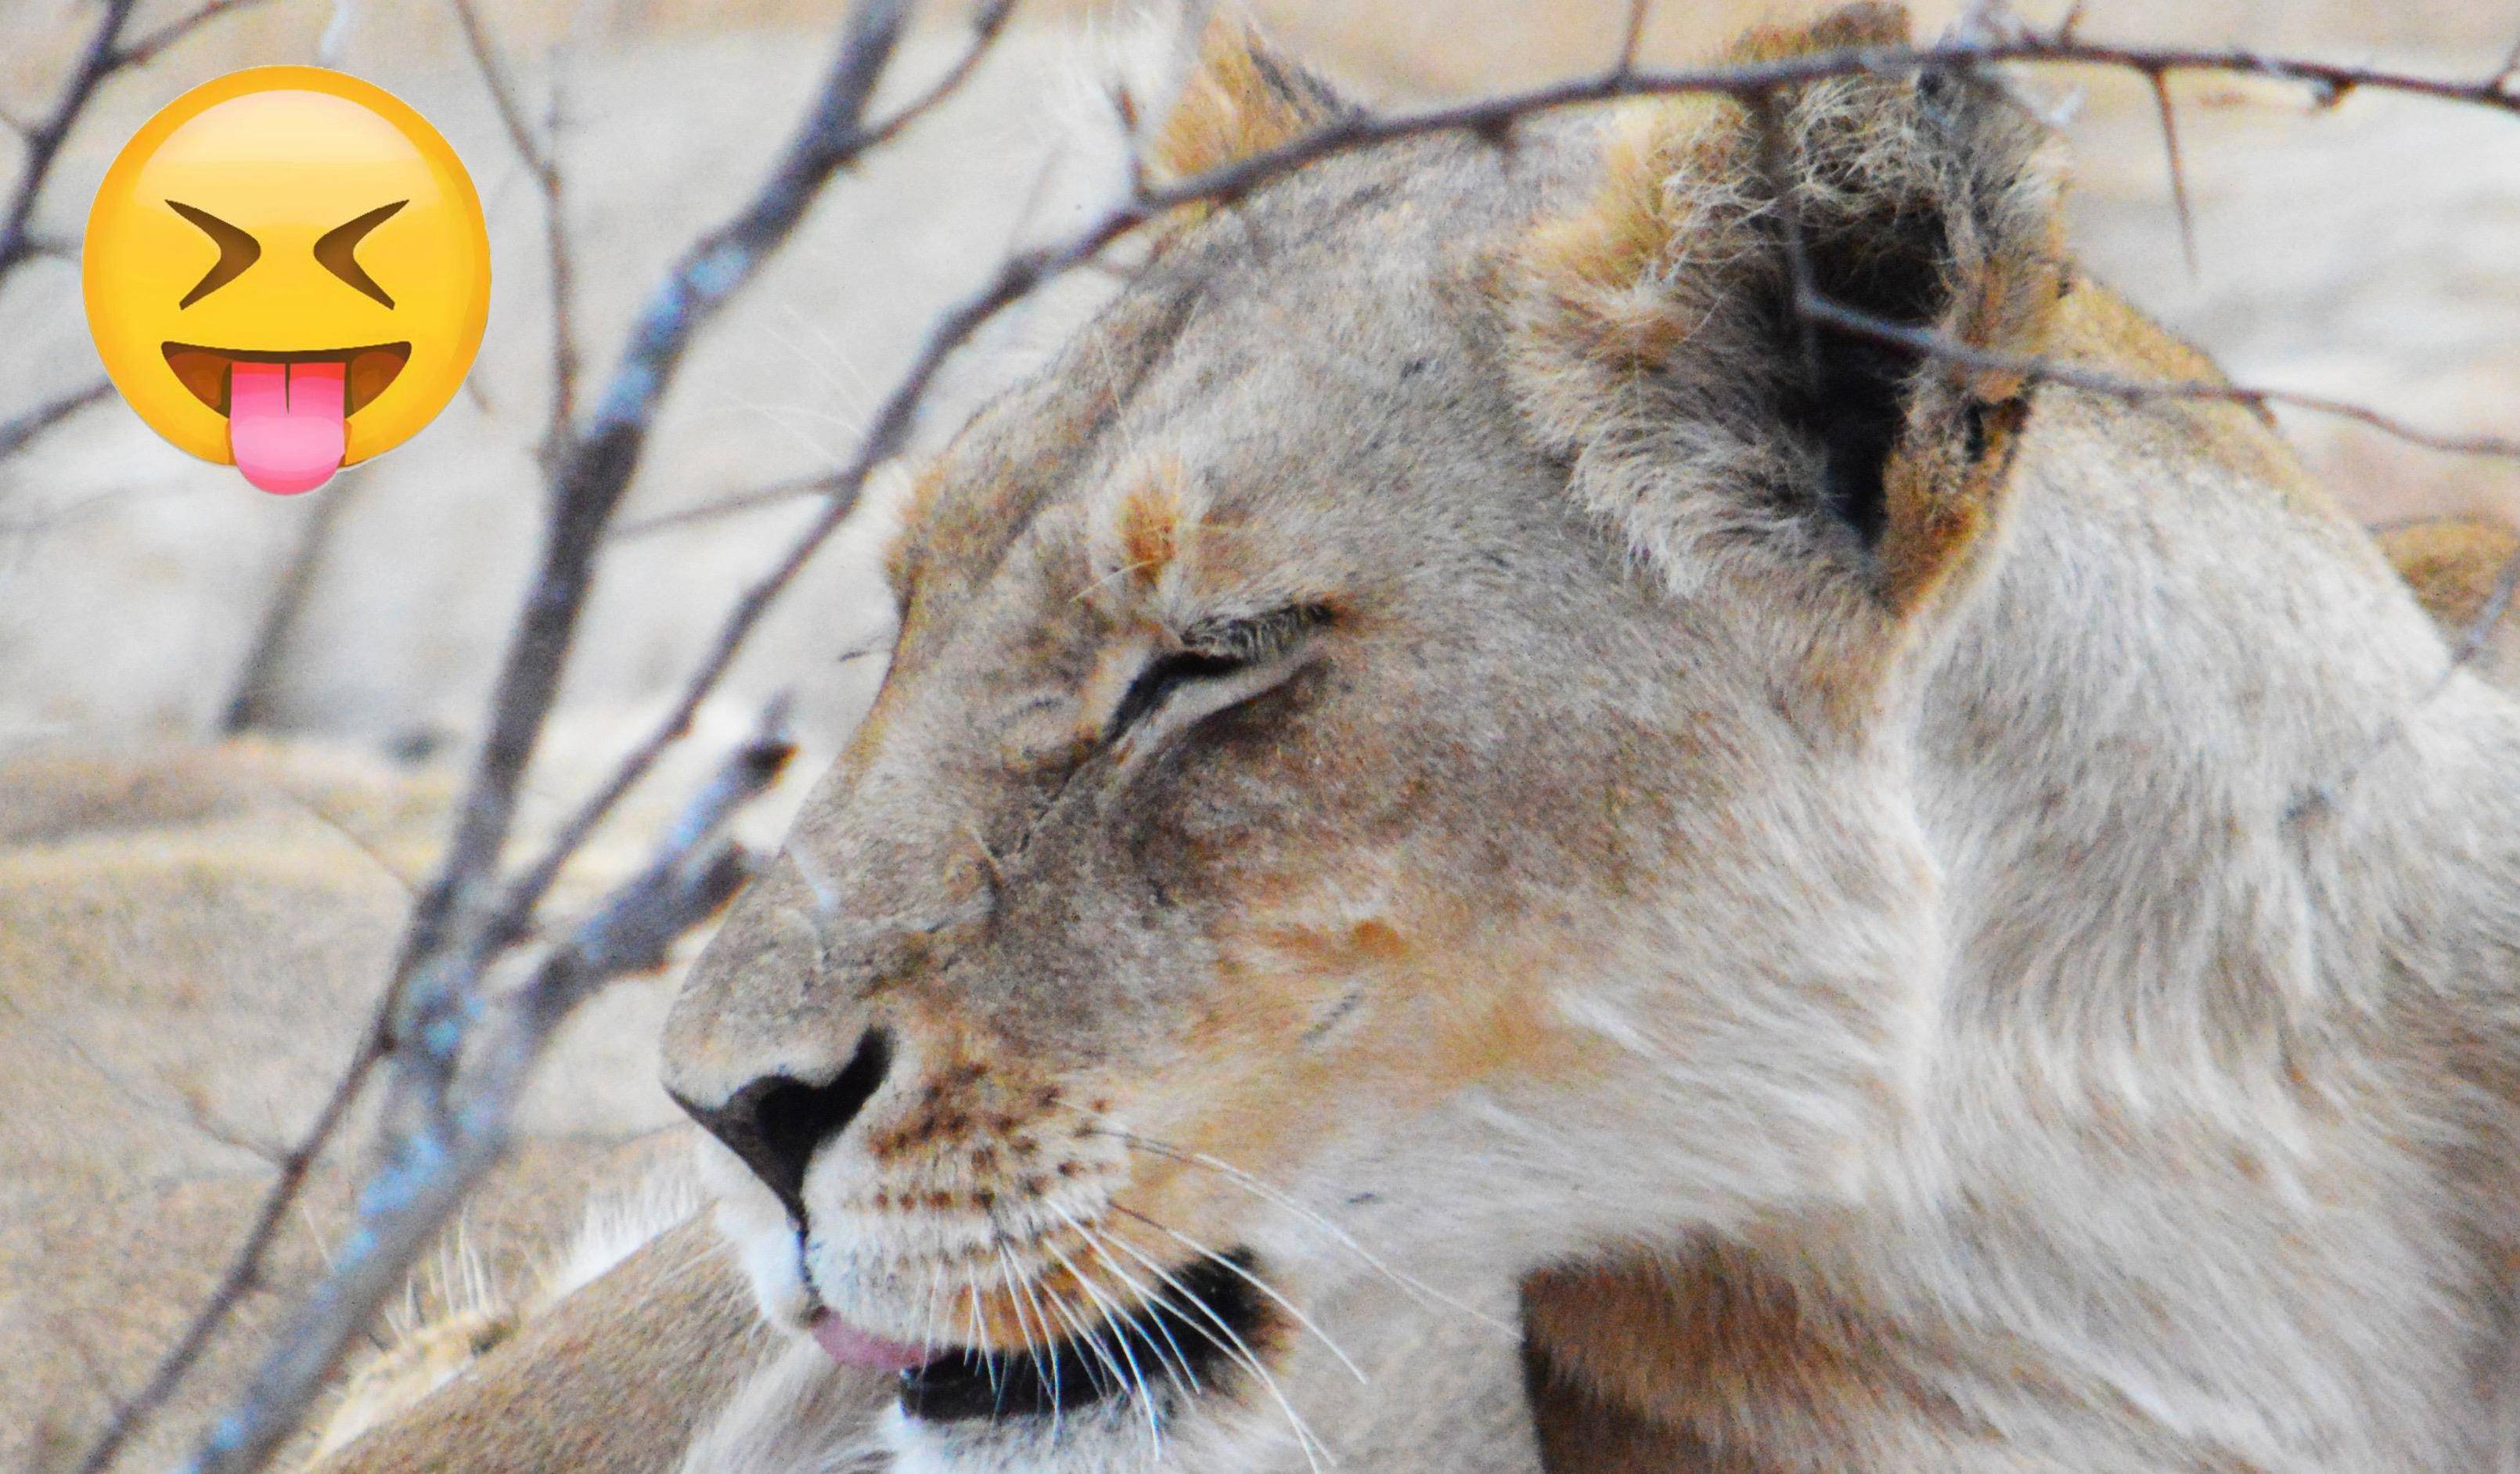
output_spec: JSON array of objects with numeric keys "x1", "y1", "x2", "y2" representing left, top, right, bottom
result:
[
  {"x1": 314, "y1": 200, "x2": 406, "y2": 308},
  {"x1": 166, "y1": 200, "x2": 259, "y2": 308}
]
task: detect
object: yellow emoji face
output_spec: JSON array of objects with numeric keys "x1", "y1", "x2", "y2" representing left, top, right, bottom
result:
[{"x1": 84, "y1": 67, "x2": 489, "y2": 494}]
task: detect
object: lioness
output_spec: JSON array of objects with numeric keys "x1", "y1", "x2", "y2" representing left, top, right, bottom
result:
[{"x1": 327, "y1": 8, "x2": 2520, "y2": 1472}]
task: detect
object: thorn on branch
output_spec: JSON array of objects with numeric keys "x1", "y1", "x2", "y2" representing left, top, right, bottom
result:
[
  {"x1": 2146, "y1": 67, "x2": 2201, "y2": 279},
  {"x1": 1616, "y1": 0, "x2": 1653, "y2": 80},
  {"x1": 1469, "y1": 113, "x2": 1519, "y2": 151}
]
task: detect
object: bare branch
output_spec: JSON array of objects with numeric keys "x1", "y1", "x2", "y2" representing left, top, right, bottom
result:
[
  {"x1": 1794, "y1": 293, "x2": 2520, "y2": 460},
  {"x1": 607, "y1": 471, "x2": 835, "y2": 541},
  {"x1": 446, "y1": 0, "x2": 553, "y2": 178},
  {"x1": 149, "y1": 3, "x2": 985, "y2": 1464},
  {"x1": 0, "y1": 0, "x2": 138, "y2": 278},
  {"x1": 1746, "y1": 93, "x2": 1822, "y2": 384},
  {"x1": 175, "y1": 705, "x2": 794, "y2": 1474},
  {"x1": 540, "y1": 77, "x2": 578, "y2": 460},
  {"x1": 116, "y1": 0, "x2": 283, "y2": 67},
  {"x1": 394, "y1": 0, "x2": 915, "y2": 989},
  {"x1": 0, "y1": 0, "x2": 279, "y2": 280},
  {"x1": 2292, "y1": 544, "x2": 2520, "y2": 820},
  {"x1": 0, "y1": 379, "x2": 111, "y2": 463},
  {"x1": 861, "y1": 0, "x2": 1023, "y2": 157}
]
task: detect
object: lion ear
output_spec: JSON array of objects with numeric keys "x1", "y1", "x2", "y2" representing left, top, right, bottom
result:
[
  {"x1": 1150, "y1": 16, "x2": 1357, "y2": 182},
  {"x1": 1507, "y1": 4, "x2": 2065, "y2": 693}
]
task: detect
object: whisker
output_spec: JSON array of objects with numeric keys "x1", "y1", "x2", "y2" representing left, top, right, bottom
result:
[
  {"x1": 1109, "y1": 1203, "x2": 1367, "y2": 1387},
  {"x1": 1041, "y1": 1210, "x2": 1192, "y2": 1395},
  {"x1": 992, "y1": 1244, "x2": 1046, "y2": 1383},
  {"x1": 1033, "y1": 1257, "x2": 1124, "y2": 1407},
  {"x1": 1067, "y1": 1112, "x2": 1512, "y2": 1336},
  {"x1": 1049, "y1": 1203, "x2": 1204, "y2": 1397},
  {"x1": 962, "y1": 1263, "x2": 1002, "y2": 1403},
  {"x1": 1070, "y1": 1215, "x2": 1334, "y2": 1474}
]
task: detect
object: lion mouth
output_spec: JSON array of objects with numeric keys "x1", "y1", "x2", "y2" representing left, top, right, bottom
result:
[{"x1": 888, "y1": 1249, "x2": 1269, "y2": 1424}]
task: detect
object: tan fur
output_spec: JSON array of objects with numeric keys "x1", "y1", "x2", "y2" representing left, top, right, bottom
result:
[
  {"x1": 0, "y1": 740, "x2": 689, "y2": 1472},
  {"x1": 2377, "y1": 516, "x2": 2520, "y2": 689},
  {"x1": 1151, "y1": 17, "x2": 1352, "y2": 183}
]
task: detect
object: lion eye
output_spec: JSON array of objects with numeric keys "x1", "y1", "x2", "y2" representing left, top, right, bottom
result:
[
  {"x1": 1103, "y1": 604, "x2": 1330, "y2": 740},
  {"x1": 314, "y1": 200, "x2": 407, "y2": 308},
  {"x1": 1107, "y1": 647, "x2": 1247, "y2": 737},
  {"x1": 166, "y1": 200, "x2": 261, "y2": 308}
]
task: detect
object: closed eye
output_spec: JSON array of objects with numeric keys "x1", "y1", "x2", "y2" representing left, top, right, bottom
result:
[
  {"x1": 166, "y1": 200, "x2": 260, "y2": 308},
  {"x1": 1107, "y1": 648, "x2": 1246, "y2": 737},
  {"x1": 1103, "y1": 604, "x2": 1330, "y2": 741},
  {"x1": 314, "y1": 200, "x2": 407, "y2": 308}
]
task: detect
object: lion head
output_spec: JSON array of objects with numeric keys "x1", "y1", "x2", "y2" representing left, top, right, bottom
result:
[{"x1": 661, "y1": 8, "x2": 2492, "y2": 1470}]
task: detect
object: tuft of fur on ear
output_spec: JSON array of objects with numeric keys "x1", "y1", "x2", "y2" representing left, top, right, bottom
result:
[
  {"x1": 1507, "y1": 3, "x2": 2064, "y2": 647},
  {"x1": 1151, "y1": 15, "x2": 1356, "y2": 183}
]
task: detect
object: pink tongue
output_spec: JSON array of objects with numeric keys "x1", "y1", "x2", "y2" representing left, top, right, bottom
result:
[
  {"x1": 809, "y1": 1311, "x2": 933, "y2": 1372},
  {"x1": 229, "y1": 360, "x2": 344, "y2": 496}
]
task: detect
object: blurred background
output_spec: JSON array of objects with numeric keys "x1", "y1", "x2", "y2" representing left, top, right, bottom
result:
[{"x1": 5, "y1": 1, "x2": 2517, "y2": 1468}]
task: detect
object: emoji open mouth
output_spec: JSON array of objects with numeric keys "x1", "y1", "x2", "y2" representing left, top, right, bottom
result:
[{"x1": 160, "y1": 341, "x2": 409, "y2": 495}]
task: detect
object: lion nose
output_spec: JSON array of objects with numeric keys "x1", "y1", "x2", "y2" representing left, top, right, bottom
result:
[{"x1": 672, "y1": 1029, "x2": 892, "y2": 1224}]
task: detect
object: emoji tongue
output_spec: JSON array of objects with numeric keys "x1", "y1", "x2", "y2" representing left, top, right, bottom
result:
[{"x1": 229, "y1": 360, "x2": 344, "y2": 495}]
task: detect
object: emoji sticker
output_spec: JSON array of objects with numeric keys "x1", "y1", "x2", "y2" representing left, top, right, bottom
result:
[{"x1": 84, "y1": 67, "x2": 489, "y2": 495}]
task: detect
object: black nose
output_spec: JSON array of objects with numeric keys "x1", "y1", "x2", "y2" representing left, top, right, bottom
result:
[{"x1": 673, "y1": 1029, "x2": 892, "y2": 1225}]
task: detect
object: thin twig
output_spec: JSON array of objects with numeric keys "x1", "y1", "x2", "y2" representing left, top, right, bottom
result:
[
  {"x1": 116, "y1": 0, "x2": 281, "y2": 67},
  {"x1": 0, "y1": 0, "x2": 137, "y2": 277},
  {"x1": 447, "y1": 0, "x2": 553, "y2": 177},
  {"x1": 0, "y1": 0, "x2": 281, "y2": 278},
  {"x1": 1795, "y1": 294, "x2": 2520, "y2": 460},
  {"x1": 177, "y1": 706, "x2": 794, "y2": 1474},
  {"x1": 0, "y1": 379, "x2": 112, "y2": 463},
  {"x1": 447, "y1": 0, "x2": 577, "y2": 461},
  {"x1": 1747, "y1": 93, "x2": 1822, "y2": 384},
  {"x1": 2291, "y1": 543, "x2": 2520, "y2": 820},
  {"x1": 540, "y1": 77, "x2": 578, "y2": 460},
  {"x1": 607, "y1": 472, "x2": 836, "y2": 540}
]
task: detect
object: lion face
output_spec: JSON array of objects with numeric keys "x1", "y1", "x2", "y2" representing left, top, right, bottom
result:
[{"x1": 663, "y1": 11, "x2": 2060, "y2": 1467}]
